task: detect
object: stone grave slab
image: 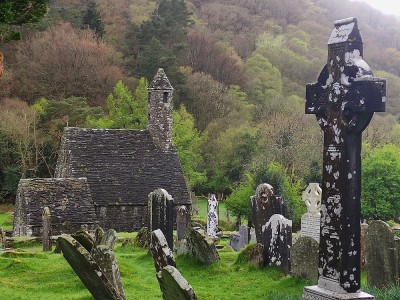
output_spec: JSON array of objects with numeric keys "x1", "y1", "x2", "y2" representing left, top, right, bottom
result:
[
  {"x1": 150, "y1": 229, "x2": 176, "y2": 273},
  {"x1": 291, "y1": 236, "x2": 319, "y2": 281},
  {"x1": 229, "y1": 233, "x2": 241, "y2": 252},
  {"x1": 365, "y1": 220, "x2": 398, "y2": 288},
  {"x1": 157, "y1": 265, "x2": 197, "y2": 300},
  {"x1": 301, "y1": 183, "x2": 322, "y2": 243},
  {"x1": 251, "y1": 183, "x2": 284, "y2": 243},
  {"x1": 186, "y1": 226, "x2": 220, "y2": 264},
  {"x1": 207, "y1": 194, "x2": 218, "y2": 238},
  {"x1": 262, "y1": 214, "x2": 292, "y2": 274},
  {"x1": 57, "y1": 235, "x2": 124, "y2": 300},
  {"x1": 148, "y1": 188, "x2": 174, "y2": 251},
  {"x1": 42, "y1": 206, "x2": 52, "y2": 251}
]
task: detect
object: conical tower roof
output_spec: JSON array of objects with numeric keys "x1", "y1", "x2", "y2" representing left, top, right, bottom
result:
[{"x1": 148, "y1": 68, "x2": 173, "y2": 90}]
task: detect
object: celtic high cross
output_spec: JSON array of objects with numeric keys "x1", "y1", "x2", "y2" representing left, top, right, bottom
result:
[{"x1": 303, "y1": 17, "x2": 386, "y2": 299}]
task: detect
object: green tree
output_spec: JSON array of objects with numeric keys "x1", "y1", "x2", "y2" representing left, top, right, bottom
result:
[
  {"x1": 0, "y1": 0, "x2": 48, "y2": 44},
  {"x1": 225, "y1": 173, "x2": 255, "y2": 221},
  {"x1": 361, "y1": 144, "x2": 400, "y2": 221},
  {"x1": 82, "y1": 0, "x2": 105, "y2": 39},
  {"x1": 137, "y1": 38, "x2": 179, "y2": 83},
  {"x1": 88, "y1": 79, "x2": 148, "y2": 129},
  {"x1": 252, "y1": 162, "x2": 305, "y2": 229},
  {"x1": 172, "y1": 105, "x2": 206, "y2": 190}
]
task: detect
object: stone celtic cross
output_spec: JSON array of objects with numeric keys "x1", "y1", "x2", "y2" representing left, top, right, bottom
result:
[{"x1": 303, "y1": 18, "x2": 385, "y2": 299}]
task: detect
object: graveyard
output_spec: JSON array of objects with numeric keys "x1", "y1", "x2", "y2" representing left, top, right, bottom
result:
[
  {"x1": 0, "y1": 203, "x2": 400, "y2": 300},
  {"x1": 3, "y1": 1, "x2": 400, "y2": 300}
]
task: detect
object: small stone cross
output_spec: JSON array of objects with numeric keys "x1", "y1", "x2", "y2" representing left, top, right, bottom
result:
[
  {"x1": 302, "y1": 183, "x2": 322, "y2": 215},
  {"x1": 304, "y1": 17, "x2": 385, "y2": 297}
]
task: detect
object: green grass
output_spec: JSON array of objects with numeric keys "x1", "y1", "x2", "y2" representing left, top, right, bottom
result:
[
  {"x1": 0, "y1": 207, "x2": 398, "y2": 300},
  {"x1": 0, "y1": 204, "x2": 13, "y2": 230},
  {"x1": 0, "y1": 235, "x2": 310, "y2": 300}
]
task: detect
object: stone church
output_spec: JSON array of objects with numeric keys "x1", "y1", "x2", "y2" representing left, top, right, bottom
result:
[{"x1": 13, "y1": 69, "x2": 191, "y2": 236}]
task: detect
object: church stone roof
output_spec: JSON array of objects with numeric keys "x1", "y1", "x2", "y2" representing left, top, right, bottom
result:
[
  {"x1": 55, "y1": 127, "x2": 190, "y2": 207},
  {"x1": 13, "y1": 177, "x2": 98, "y2": 236}
]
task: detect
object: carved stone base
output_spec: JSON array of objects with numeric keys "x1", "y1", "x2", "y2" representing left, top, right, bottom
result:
[{"x1": 302, "y1": 286, "x2": 374, "y2": 300}]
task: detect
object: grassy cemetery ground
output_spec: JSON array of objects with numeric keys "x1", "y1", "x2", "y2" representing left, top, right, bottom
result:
[{"x1": 1, "y1": 205, "x2": 400, "y2": 300}]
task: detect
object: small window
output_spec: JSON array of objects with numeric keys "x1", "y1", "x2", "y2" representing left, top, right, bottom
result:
[{"x1": 163, "y1": 92, "x2": 169, "y2": 103}]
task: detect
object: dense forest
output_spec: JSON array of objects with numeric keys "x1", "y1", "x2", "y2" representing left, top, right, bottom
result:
[{"x1": 1, "y1": 0, "x2": 400, "y2": 227}]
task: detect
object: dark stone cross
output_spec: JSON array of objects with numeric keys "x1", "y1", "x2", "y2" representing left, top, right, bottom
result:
[{"x1": 303, "y1": 18, "x2": 385, "y2": 299}]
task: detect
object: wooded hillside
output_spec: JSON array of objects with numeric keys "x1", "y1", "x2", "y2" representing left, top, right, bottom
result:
[{"x1": 1, "y1": 0, "x2": 400, "y2": 225}]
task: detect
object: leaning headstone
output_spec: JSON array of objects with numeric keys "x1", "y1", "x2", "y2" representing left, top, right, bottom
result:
[
  {"x1": 303, "y1": 17, "x2": 385, "y2": 300},
  {"x1": 42, "y1": 206, "x2": 52, "y2": 251},
  {"x1": 360, "y1": 220, "x2": 369, "y2": 267},
  {"x1": 148, "y1": 188, "x2": 174, "y2": 251},
  {"x1": 365, "y1": 220, "x2": 398, "y2": 288},
  {"x1": 72, "y1": 230, "x2": 95, "y2": 253},
  {"x1": 57, "y1": 233, "x2": 125, "y2": 300},
  {"x1": 186, "y1": 226, "x2": 220, "y2": 264},
  {"x1": 229, "y1": 233, "x2": 241, "y2": 252},
  {"x1": 251, "y1": 183, "x2": 284, "y2": 243},
  {"x1": 133, "y1": 227, "x2": 150, "y2": 249},
  {"x1": 262, "y1": 214, "x2": 292, "y2": 275},
  {"x1": 91, "y1": 228, "x2": 125, "y2": 299},
  {"x1": 150, "y1": 229, "x2": 176, "y2": 273},
  {"x1": 207, "y1": 194, "x2": 218, "y2": 238},
  {"x1": 157, "y1": 265, "x2": 198, "y2": 300},
  {"x1": 291, "y1": 236, "x2": 319, "y2": 281},
  {"x1": 301, "y1": 183, "x2": 322, "y2": 243}
]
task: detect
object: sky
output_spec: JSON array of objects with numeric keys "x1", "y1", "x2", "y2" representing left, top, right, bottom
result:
[{"x1": 352, "y1": 0, "x2": 400, "y2": 16}]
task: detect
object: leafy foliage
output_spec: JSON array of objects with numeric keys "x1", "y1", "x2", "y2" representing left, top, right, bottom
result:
[
  {"x1": 88, "y1": 79, "x2": 148, "y2": 129},
  {"x1": 361, "y1": 144, "x2": 400, "y2": 221},
  {"x1": 172, "y1": 105, "x2": 206, "y2": 189},
  {"x1": 82, "y1": 0, "x2": 105, "y2": 38},
  {"x1": 0, "y1": 0, "x2": 48, "y2": 44}
]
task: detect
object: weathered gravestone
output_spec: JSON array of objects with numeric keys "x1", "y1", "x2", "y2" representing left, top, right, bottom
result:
[
  {"x1": 150, "y1": 229, "x2": 197, "y2": 300},
  {"x1": 176, "y1": 206, "x2": 189, "y2": 256},
  {"x1": 291, "y1": 236, "x2": 319, "y2": 281},
  {"x1": 303, "y1": 17, "x2": 386, "y2": 300},
  {"x1": 157, "y1": 265, "x2": 198, "y2": 300},
  {"x1": 360, "y1": 220, "x2": 369, "y2": 267},
  {"x1": 301, "y1": 183, "x2": 322, "y2": 243},
  {"x1": 148, "y1": 188, "x2": 174, "y2": 251},
  {"x1": 57, "y1": 228, "x2": 125, "y2": 300},
  {"x1": 150, "y1": 229, "x2": 176, "y2": 273},
  {"x1": 207, "y1": 194, "x2": 218, "y2": 238},
  {"x1": 0, "y1": 227, "x2": 5, "y2": 249},
  {"x1": 42, "y1": 206, "x2": 52, "y2": 251},
  {"x1": 177, "y1": 206, "x2": 189, "y2": 241},
  {"x1": 186, "y1": 226, "x2": 220, "y2": 264},
  {"x1": 239, "y1": 225, "x2": 249, "y2": 248},
  {"x1": 229, "y1": 233, "x2": 241, "y2": 252},
  {"x1": 365, "y1": 220, "x2": 399, "y2": 288},
  {"x1": 251, "y1": 183, "x2": 284, "y2": 243},
  {"x1": 229, "y1": 225, "x2": 249, "y2": 252},
  {"x1": 262, "y1": 214, "x2": 292, "y2": 275}
]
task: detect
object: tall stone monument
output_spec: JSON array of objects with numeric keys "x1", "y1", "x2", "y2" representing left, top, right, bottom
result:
[
  {"x1": 207, "y1": 194, "x2": 218, "y2": 238},
  {"x1": 301, "y1": 183, "x2": 322, "y2": 242},
  {"x1": 148, "y1": 188, "x2": 174, "y2": 251},
  {"x1": 302, "y1": 17, "x2": 386, "y2": 299},
  {"x1": 42, "y1": 206, "x2": 52, "y2": 251},
  {"x1": 251, "y1": 183, "x2": 284, "y2": 243}
]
